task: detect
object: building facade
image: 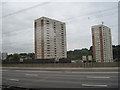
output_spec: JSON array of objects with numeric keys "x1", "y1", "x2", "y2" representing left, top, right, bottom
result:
[
  {"x1": 34, "y1": 17, "x2": 67, "y2": 60},
  {"x1": 88, "y1": 55, "x2": 92, "y2": 61},
  {"x1": 2, "y1": 52, "x2": 8, "y2": 60},
  {"x1": 92, "y1": 24, "x2": 113, "y2": 62},
  {"x1": 0, "y1": 51, "x2": 1, "y2": 60},
  {"x1": 82, "y1": 56, "x2": 87, "y2": 61}
]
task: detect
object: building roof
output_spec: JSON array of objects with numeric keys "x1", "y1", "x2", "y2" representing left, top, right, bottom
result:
[
  {"x1": 35, "y1": 16, "x2": 65, "y2": 23},
  {"x1": 92, "y1": 24, "x2": 110, "y2": 29}
]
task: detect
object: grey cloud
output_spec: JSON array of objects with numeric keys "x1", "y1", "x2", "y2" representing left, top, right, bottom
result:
[{"x1": 2, "y1": 2, "x2": 118, "y2": 53}]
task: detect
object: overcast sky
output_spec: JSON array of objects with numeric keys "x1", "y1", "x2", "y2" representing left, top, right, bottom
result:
[{"x1": 1, "y1": 1, "x2": 119, "y2": 53}]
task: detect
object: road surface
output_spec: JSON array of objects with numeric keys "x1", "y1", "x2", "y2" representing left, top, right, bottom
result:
[{"x1": 2, "y1": 67, "x2": 119, "y2": 89}]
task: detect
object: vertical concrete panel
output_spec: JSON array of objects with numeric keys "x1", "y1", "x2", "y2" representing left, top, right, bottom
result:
[
  {"x1": 92, "y1": 28, "x2": 96, "y2": 60},
  {"x1": 34, "y1": 21, "x2": 37, "y2": 59},
  {"x1": 99, "y1": 27, "x2": 104, "y2": 62},
  {"x1": 41, "y1": 20, "x2": 44, "y2": 59}
]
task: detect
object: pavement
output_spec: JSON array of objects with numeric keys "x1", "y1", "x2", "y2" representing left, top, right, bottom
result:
[
  {"x1": 2, "y1": 66, "x2": 119, "y2": 70},
  {"x1": 2, "y1": 67, "x2": 119, "y2": 89}
]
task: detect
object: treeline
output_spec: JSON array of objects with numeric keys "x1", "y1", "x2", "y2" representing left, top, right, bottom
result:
[
  {"x1": 112, "y1": 45, "x2": 120, "y2": 62},
  {"x1": 6, "y1": 45, "x2": 120, "y2": 62},
  {"x1": 67, "y1": 47, "x2": 92, "y2": 60},
  {"x1": 67, "y1": 45, "x2": 120, "y2": 62},
  {"x1": 7, "y1": 53, "x2": 34, "y2": 60}
]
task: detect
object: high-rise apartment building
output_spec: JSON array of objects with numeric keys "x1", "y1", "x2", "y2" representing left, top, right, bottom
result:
[
  {"x1": 34, "y1": 17, "x2": 67, "y2": 60},
  {"x1": 92, "y1": 24, "x2": 113, "y2": 62}
]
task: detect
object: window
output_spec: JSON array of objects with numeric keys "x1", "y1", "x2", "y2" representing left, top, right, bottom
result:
[
  {"x1": 46, "y1": 20, "x2": 49, "y2": 22},
  {"x1": 47, "y1": 47, "x2": 50, "y2": 49},
  {"x1": 46, "y1": 20, "x2": 49, "y2": 24},
  {"x1": 47, "y1": 45, "x2": 50, "y2": 47},
  {"x1": 47, "y1": 55, "x2": 50, "y2": 57},
  {"x1": 61, "y1": 37, "x2": 64, "y2": 39},
  {"x1": 61, "y1": 40, "x2": 64, "y2": 42},
  {"x1": 54, "y1": 29, "x2": 56, "y2": 32},
  {"x1": 61, "y1": 24, "x2": 63, "y2": 28},
  {"x1": 47, "y1": 37, "x2": 49, "y2": 39},
  {"x1": 47, "y1": 52, "x2": 50, "y2": 54}
]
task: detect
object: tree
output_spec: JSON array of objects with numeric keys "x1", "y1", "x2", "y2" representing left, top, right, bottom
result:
[
  {"x1": 67, "y1": 45, "x2": 120, "y2": 62},
  {"x1": 67, "y1": 48, "x2": 91, "y2": 60},
  {"x1": 112, "y1": 45, "x2": 120, "y2": 62},
  {"x1": 7, "y1": 53, "x2": 21, "y2": 60},
  {"x1": 28, "y1": 53, "x2": 35, "y2": 59}
]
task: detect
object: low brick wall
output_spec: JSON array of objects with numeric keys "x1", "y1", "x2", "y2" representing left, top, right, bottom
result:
[{"x1": 2, "y1": 62, "x2": 119, "y2": 67}]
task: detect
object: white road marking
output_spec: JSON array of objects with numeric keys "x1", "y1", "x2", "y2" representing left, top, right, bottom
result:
[
  {"x1": 27, "y1": 71, "x2": 59, "y2": 73},
  {"x1": 0, "y1": 70, "x2": 8, "y2": 71},
  {"x1": 87, "y1": 76, "x2": 110, "y2": 79},
  {"x1": 3, "y1": 69, "x2": 119, "y2": 74},
  {"x1": 72, "y1": 72, "x2": 118, "y2": 74},
  {"x1": 9, "y1": 79, "x2": 19, "y2": 82},
  {"x1": 15, "y1": 70, "x2": 21, "y2": 71},
  {"x1": 25, "y1": 74, "x2": 38, "y2": 76},
  {"x1": 26, "y1": 71, "x2": 61, "y2": 73},
  {"x1": 25, "y1": 71, "x2": 118, "y2": 74},
  {"x1": 82, "y1": 84, "x2": 108, "y2": 87}
]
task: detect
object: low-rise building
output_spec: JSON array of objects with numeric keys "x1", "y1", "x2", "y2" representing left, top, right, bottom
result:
[
  {"x1": 0, "y1": 51, "x2": 2, "y2": 60},
  {"x1": 2, "y1": 52, "x2": 8, "y2": 60},
  {"x1": 82, "y1": 56, "x2": 87, "y2": 61},
  {"x1": 88, "y1": 55, "x2": 92, "y2": 61}
]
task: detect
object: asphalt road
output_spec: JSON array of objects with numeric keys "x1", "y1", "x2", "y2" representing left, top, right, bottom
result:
[{"x1": 2, "y1": 67, "x2": 119, "y2": 89}]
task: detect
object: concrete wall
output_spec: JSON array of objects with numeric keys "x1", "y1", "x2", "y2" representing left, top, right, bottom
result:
[{"x1": 2, "y1": 62, "x2": 119, "y2": 67}]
